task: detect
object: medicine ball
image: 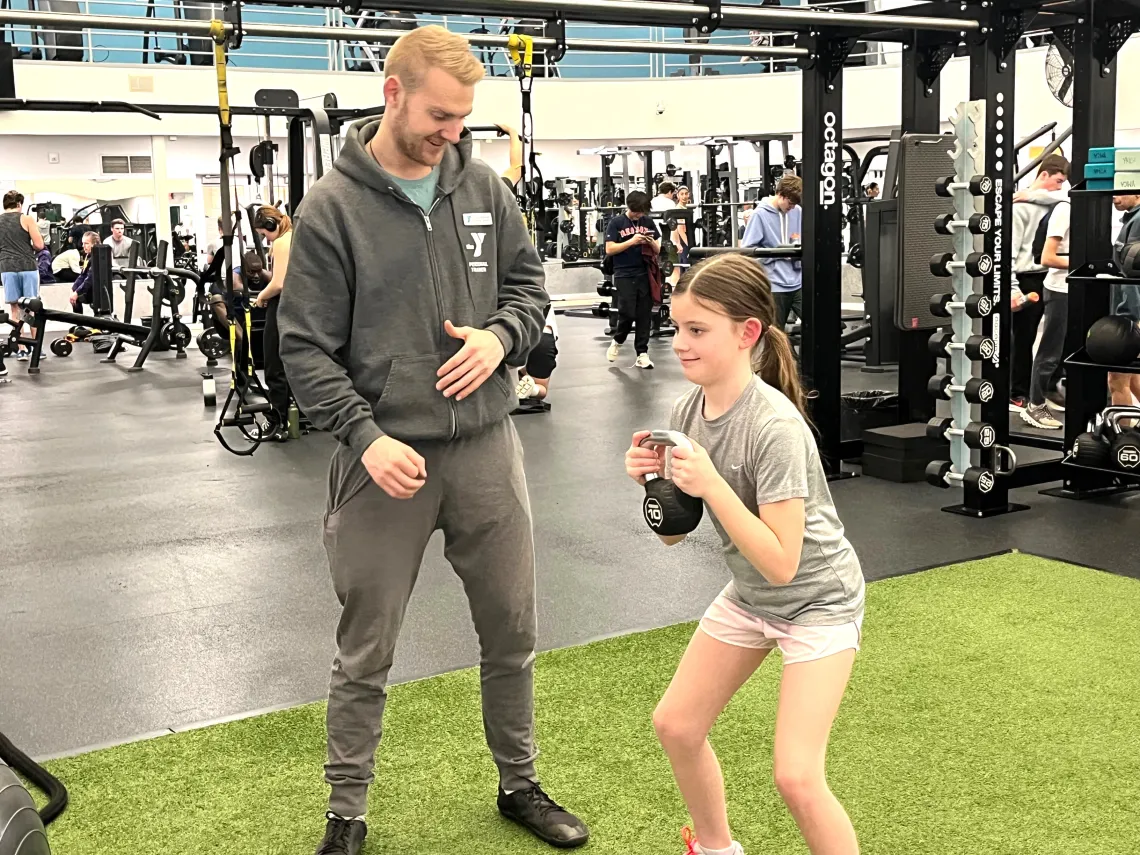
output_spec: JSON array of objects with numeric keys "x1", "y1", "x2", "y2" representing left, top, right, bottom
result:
[
  {"x1": 1085, "y1": 315, "x2": 1140, "y2": 366},
  {"x1": 0, "y1": 762, "x2": 50, "y2": 855}
]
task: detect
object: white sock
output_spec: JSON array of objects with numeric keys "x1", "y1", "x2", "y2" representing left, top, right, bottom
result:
[
  {"x1": 699, "y1": 843, "x2": 741, "y2": 855},
  {"x1": 328, "y1": 811, "x2": 366, "y2": 823}
]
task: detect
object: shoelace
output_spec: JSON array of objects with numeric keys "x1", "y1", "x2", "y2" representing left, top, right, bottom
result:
[
  {"x1": 319, "y1": 814, "x2": 358, "y2": 854},
  {"x1": 682, "y1": 826, "x2": 700, "y2": 855},
  {"x1": 521, "y1": 784, "x2": 567, "y2": 818}
]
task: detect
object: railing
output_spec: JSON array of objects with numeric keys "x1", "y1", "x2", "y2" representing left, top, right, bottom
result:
[{"x1": 0, "y1": 0, "x2": 1066, "y2": 76}]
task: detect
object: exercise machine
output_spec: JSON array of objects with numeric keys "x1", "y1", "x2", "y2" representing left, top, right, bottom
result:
[{"x1": 16, "y1": 243, "x2": 195, "y2": 373}]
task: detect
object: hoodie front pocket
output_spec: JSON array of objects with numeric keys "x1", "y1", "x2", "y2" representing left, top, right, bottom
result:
[{"x1": 376, "y1": 354, "x2": 453, "y2": 437}]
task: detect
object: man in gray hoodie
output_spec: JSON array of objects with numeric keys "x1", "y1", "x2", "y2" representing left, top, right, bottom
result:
[
  {"x1": 740, "y1": 175, "x2": 803, "y2": 330},
  {"x1": 277, "y1": 25, "x2": 588, "y2": 855}
]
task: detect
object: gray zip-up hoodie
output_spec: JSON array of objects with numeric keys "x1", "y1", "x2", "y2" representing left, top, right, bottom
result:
[{"x1": 278, "y1": 119, "x2": 548, "y2": 456}]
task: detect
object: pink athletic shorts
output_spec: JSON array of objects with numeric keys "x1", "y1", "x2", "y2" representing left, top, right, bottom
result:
[{"x1": 699, "y1": 595, "x2": 862, "y2": 665}]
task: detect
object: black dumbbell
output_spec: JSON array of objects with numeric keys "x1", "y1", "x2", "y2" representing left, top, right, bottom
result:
[
  {"x1": 562, "y1": 245, "x2": 581, "y2": 263},
  {"x1": 925, "y1": 460, "x2": 997, "y2": 493},
  {"x1": 927, "y1": 331, "x2": 997, "y2": 361},
  {"x1": 935, "y1": 175, "x2": 993, "y2": 197},
  {"x1": 595, "y1": 217, "x2": 606, "y2": 232},
  {"x1": 926, "y1": 417, "x2": 997, "y2": 449},
  {"x1": 930, "y1": 251, "x2": 993, "y2": 277},
  {"x1": 559, "y1": 220, "x2": 574, "y2": 234},
  {"x1": 928, "y1": 374, "x2": 995, "y2": 404},
  {"x1": 933, "y1": 212, "x2": 992, "y2": 235},
  {"x1": 665, "y1": 217, "x2": 678, "y2": 231},
  {"x1": 930, "y1": 292, "x2": 993, "y2": 319}
]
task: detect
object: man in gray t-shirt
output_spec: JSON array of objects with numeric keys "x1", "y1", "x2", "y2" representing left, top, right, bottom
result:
[
  {"x1": 671, "y1": 375, "x2": 864, "y2": 626},
  {"x1": 103, "y1": 219, "x2": 134, "y2": 269}
]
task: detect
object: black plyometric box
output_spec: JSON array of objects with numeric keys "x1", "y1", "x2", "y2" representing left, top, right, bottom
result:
[{"x1": 862, "y1": 423, "x2": 948, "y2": 483}]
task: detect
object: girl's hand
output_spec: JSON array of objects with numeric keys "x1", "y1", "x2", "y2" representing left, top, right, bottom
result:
[
  {"x1": 669, "y1": 439, "x2": 722, "y2": 499},
  {"x1": 626, "y1": 430, "x2": 663, "y2": 486}
]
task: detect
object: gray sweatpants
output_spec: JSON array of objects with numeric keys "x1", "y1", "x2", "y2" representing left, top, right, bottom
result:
[{"x1": 322, "y1": 417, "x2": 539, "y2": 818}]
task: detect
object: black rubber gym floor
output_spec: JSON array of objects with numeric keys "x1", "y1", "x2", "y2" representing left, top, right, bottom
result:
[{"x1": 1, "y1": 315, "x2": 1135, "y2": 760}]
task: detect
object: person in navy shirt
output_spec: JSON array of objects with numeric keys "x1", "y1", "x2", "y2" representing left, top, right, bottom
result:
[{"x1": 604, "y1": 190, "x2": 660, "y2": 369}]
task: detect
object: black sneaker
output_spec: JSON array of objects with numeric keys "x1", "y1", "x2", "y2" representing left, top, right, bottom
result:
[
  {"x1": 498, "y1": 783, "x2": 589, "y2": 848},
  {"x1": 314, "y1": 813, "x2": 366, "y2": 855}
]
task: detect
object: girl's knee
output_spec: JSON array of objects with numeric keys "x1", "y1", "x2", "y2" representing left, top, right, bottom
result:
[
  {"x1": 653, "y1": 704, "x2": 705, "y2": 754},
  {"x1": 773, "y1": 757, "x2": 827, "y2": 807}
]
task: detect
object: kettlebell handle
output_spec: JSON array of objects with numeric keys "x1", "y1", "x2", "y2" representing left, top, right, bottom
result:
[
  {"x1": 639, "y1": 430, "x2": 693, "y2": 483},
  {"x1": 638, "y1": 430, "x2": 693, "y2": 451}
]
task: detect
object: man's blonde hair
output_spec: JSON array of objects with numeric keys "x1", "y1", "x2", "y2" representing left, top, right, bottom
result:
[{"x1": 384, "y1": 25, "x2": 485, "y2": 90}]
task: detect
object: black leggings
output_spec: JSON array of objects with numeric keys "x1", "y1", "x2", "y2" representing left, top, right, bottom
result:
[{"x1": 262, "y1": 297, "x2": 291, "y2": 424}]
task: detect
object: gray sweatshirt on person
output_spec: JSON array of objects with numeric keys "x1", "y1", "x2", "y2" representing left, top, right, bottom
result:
[{"x1": 277, "y1": 119, "x2": 549, "y2": 457}]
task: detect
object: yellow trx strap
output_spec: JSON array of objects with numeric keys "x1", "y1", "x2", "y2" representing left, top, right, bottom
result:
[
  {"x1": 507, "y1": 34, "x2": 534, "y2": 77},
  {"x1": 210, "y1": 19, "x2": 230, "y2": 126}
]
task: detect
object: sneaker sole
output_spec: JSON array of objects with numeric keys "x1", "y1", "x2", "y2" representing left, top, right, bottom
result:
[
  {"x1": 497, "y1": 807, "x2": 590, "y2": 849},
  {"x1": 1020, "y1": 413, "x2": 1062, "y2": 430},
  {"x1": 1009, "y1": 402, "x2": 1026, "y2": 413}
]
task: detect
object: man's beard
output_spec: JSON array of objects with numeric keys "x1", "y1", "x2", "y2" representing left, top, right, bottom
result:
[{"x1": 391, "y1": 110, "x2": 442, "y2": 167}]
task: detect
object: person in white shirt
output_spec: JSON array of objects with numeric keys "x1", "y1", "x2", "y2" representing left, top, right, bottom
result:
[
  {"x1": 651, "y1": 181, "x2": 678, "y2": 213},
  {"x1": 1022, "y1": 199, "x2": 1070, "y2": 430},
  {"x1": 51, "y1": 248, "x2": 83, "y2": 283},
  {"x1": 103, "y1": 219, "x2": 134, "y2": 269}
]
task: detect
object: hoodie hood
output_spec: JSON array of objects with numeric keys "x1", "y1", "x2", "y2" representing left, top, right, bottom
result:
[{"x1": 334, "y1": 117, "x2": 474, "y2": 198}]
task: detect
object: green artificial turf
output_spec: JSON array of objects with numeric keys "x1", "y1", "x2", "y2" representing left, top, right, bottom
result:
[{"x1": 31, "y1": 552, "x2": 1140, "y2": 855}]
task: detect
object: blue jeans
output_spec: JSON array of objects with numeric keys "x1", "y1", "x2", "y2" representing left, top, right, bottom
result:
[{"x1": 2, "y1": 270, "x2": 39, "y2": 304}]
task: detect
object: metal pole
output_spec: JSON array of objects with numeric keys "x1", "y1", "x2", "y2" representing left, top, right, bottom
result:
[
  {"x1": 0, "y1": 10, "x2": 808, "y2": 57},
  {"x1": 1015, "y1": 125, "x2": 1072, "y2": 183},
  {"x1": 800, "y1": 35, "x2": 848, "y2": 476},
  {"x1": 263, "y1": 0, "x2": 980, "y2": 34}
]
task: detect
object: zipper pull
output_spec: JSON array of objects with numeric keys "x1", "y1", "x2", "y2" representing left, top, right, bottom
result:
[{"x1": 423, "y1": 213, "x2": 433, "y2": 232}]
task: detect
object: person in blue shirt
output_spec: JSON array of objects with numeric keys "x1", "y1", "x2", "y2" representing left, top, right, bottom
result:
[{"x1": 741, "y1": 175, "x2": 803, "y2": 330}]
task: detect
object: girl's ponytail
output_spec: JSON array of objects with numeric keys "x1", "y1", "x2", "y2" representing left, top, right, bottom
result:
[{"x1": 754, "y1": 325, "x2": 810, "y2": 424}]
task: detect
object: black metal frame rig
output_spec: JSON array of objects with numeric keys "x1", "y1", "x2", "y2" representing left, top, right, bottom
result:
[{"x1": 1044, "y1": 0, "x2": 1140, "y2": 501}]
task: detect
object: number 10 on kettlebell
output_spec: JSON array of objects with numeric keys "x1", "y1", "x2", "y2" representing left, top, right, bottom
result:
[{"x1": 640, "y1": 430, "x2": 704, "y2": 536}]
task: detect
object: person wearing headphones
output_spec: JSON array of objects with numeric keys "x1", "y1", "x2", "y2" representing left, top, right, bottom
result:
[{"x1": 252, "y1": 205, "x2": 294, "y2": 442}]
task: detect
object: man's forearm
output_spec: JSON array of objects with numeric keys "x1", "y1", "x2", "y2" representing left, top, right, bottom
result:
[{"x1": 704, "y1": 480, "x2": 796, "y2": 585}]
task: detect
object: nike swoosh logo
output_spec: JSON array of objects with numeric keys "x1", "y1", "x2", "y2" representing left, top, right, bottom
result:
[{"x1": 731, "y1": 464, "x2": 745, "y2": 471}]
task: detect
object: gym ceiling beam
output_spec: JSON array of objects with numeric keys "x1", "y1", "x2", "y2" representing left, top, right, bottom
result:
[
  {"x1": 0, "y1": 9, "x2": 805, "y2": 58},
  {"x1": 264, "y1": 0, "x2": 979, "y2": 37}
]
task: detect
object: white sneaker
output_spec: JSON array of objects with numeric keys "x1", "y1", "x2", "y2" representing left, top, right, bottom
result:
[
  {"x1": 515, "y1": 374, "x2": 537, "y2": 399},
  {"x1": 606, "y1": 341, "x2": 621, "y2": 363},
  {"x1": 1021, "y1": 403, "x2": 1062, "y2": 430},
  {"x1": 634, "y1": 353, "x2": 654, "y2": 369}
]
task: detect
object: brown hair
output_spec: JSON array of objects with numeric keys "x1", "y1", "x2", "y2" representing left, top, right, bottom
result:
[
  {"x1": 775, "y1": 175, "x2": 803, "y2": 206},
  {"x1": 1038, "y1": 153, "x2": 1070, "y2": 179},
  {"x1": 384, "y1": 25, "x2": 485, "y2": 91},
  {"x1": 674, "y1": 253, "x2": 810, "y2": 422},
  {"x1": 255, "y1": 205, "x2": 292, "y2": 237},
  {"x1": 3, "y1": 190, "x2": 23, "y2": 210},
  {"x1": 657, "y1": 180, "x2": 676, "y2": 196}
]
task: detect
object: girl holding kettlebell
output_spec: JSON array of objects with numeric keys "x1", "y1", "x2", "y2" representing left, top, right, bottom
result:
[{"x1": 624, "y1": 254, "x2": 865, "y2": 855}]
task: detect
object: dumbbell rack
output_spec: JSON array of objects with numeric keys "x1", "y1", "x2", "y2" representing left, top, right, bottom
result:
[{"x1": 926, "y1": 99, "x2": 1024, "y2": 515}]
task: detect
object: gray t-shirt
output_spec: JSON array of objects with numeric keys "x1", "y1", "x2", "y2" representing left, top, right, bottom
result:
[
  {"x1": 671, "y1": 375, "x2": 865, "y2": 626},
  {"x1": 104, "y1": 234, "x2": 134, "y2": 267},
  {"x1": 389, "y1": 167, "x2": 440, "y2": 213}
]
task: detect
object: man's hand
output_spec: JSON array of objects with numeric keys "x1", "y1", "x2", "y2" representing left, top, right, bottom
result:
[
  {"x1": 669, "y1": 439, "x2": 724, "y2": 499},
  {"x1": 362, "y1": 435, "x2": 427, "y2": 500},
  {"x1": 69, "y1": 293, "x2": 77, "y2": 305},
  {"x1": 626, "y1": 430, "x2": 664, "y2": 486},
  {"x1": 436, "y1": 320, "x2": 506, "y2": 400}
]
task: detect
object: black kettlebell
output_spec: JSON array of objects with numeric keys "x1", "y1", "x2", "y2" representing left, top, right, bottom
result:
[
  {"x1": 1086, "y1": 315, "x2": 1140, "y2": 366},
  {"x1": 1072, "y1": 431, "x2": 1112, "y2": 469},
  {"x1": 1105, "y1": 408, "x2": 1140, "y2": 471},
  {"x1": 640, "y1": 431, "x2": 703, "y2": 536}
]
